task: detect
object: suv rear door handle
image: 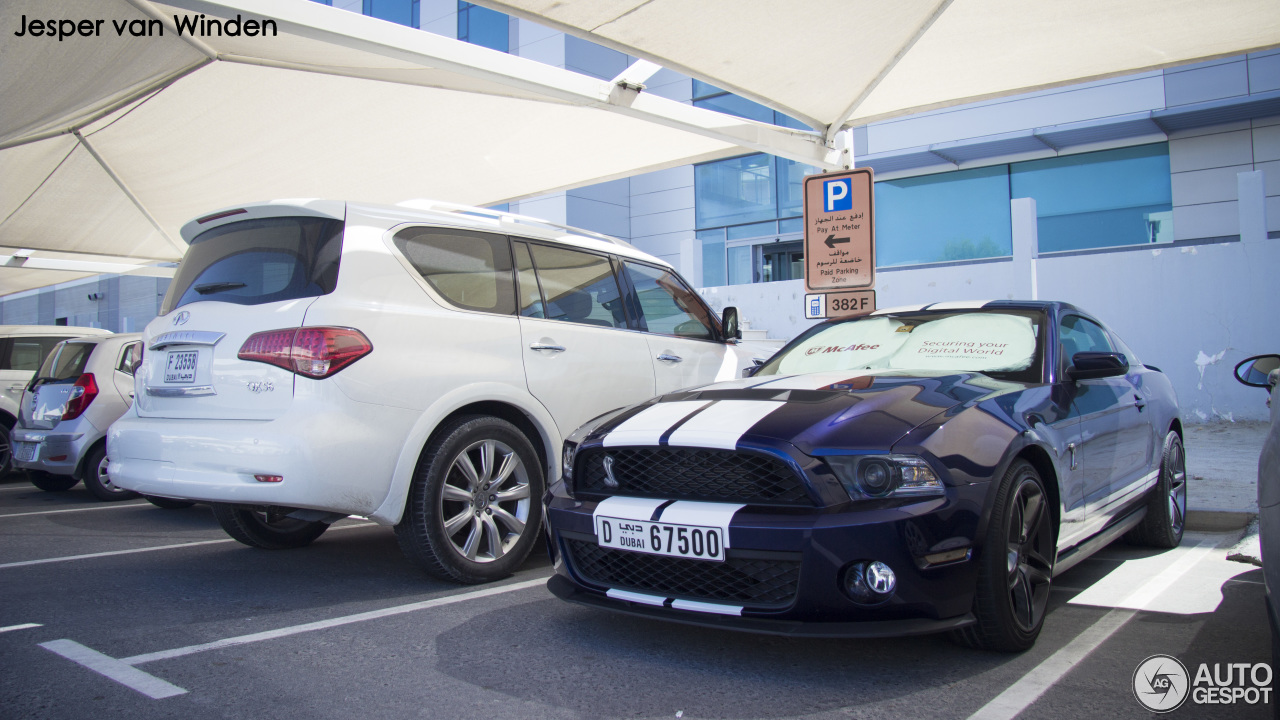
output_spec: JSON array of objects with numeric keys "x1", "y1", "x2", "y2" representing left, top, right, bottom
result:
[
  {"x1": 1133, "y1": 393, "x2": 1146, "y2": 411},
  {"x1": 529, "y1": 343, "x2": 566, "y2": 352},
  {"x1": 657, "y1": 353, "x2": 683, "y2": 363}
]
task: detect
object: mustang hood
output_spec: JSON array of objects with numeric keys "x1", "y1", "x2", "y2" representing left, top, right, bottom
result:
[{"x1": 590, "y1": 369, "x2": 1027, "y2": 457}]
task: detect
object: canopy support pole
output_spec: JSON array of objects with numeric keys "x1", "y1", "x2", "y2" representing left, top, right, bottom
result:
[{"x1": 72, "y1": 130, "x2": 187, "y2": 256}]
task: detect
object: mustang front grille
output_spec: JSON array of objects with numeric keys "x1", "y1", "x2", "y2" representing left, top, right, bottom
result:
[
  {"x1": 574, "y1": 447, "x2": 812, "y2": 505},
  {"x1": 564, "y1": 538, "x2": 800, "y2": 608}
]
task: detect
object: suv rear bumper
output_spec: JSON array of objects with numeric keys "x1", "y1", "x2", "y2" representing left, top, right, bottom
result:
[{"x1": 108, "y1": 397, "x2": 419, "y2": 520}]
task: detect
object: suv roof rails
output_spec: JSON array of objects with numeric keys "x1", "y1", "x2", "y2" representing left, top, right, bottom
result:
[{"x1": 406, "y1": 200, "x2": 638, "y2": 251}]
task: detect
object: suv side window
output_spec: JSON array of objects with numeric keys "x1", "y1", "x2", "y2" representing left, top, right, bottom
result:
[
  {"x1": 118, "y1": 342, "x2": 143, "y2": 375},
  {"x1": 620, "y1": 262, "x2": 718, "y2": 340},
  {"x1": 3, "y1": 336, "x2": 72, "y2": 371},
  {"x1": 525, "y1": 244, "x2": 627, "y2": 328},
  {"x1": 394, "y1": 227, "x2": 515, "y2": 315}
]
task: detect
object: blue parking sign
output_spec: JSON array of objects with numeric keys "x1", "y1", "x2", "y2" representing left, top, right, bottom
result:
[{"x1": 823, "y1": 178, "x2": 852, "y2": 212}]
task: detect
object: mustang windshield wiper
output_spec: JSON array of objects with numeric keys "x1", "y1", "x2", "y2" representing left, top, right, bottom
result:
[{"x1": 193, "y1": 281, "x2": 247, "y2": 295}]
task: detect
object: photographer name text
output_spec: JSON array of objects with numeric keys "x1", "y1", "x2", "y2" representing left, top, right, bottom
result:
[{"x1": 14, "y1": 13, "x2": 277, "y2": 40}]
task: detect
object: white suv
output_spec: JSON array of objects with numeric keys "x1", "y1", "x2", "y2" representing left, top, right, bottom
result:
[{"x1": 110, "y1": 200, "x2": 762, "y2": 583}]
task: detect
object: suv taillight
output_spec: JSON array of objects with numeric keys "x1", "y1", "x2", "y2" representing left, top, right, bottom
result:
[
  {"x1": 238, "y1": 327, "x2": 373, "y2": 379},
  {"x1": 62, "y1": 374, "x2": 99, "y2": 421}
]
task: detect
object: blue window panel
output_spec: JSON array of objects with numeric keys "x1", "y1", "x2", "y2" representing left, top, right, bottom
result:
[
  {"x1": 697, "y1": 228, "x2": 726, "y2": 287},
  {"x1": 309, "y1": 0, "x2": 332, "y2": 5},
  {"x1": 727, "y1": 245, "x2": 753, "y2": 285},
  {"x1": 695, "y1": 154, "x2": 777, "y2": 228},
  {"x1": 694, "y1": 93, "x2": 773, "y2": 124},
  {"x1": 458, "y1": 1, "x2": 509, "y2": 52},
  {"x1": 727, "y1": 220, "x2": 776, "y2": 241},
  {"x1": 779, "y1": 217, "x2": 803, "y2": 234},
  {"x1": 777, "y1": 157, "x2": 816, "y2": 218},
  {"x1": 364, "y1": 0, "x2": 418, "y2": 27},
  {"x1": 1011, "y1": 144, "x2": 1173, "y2": 252},
  {"x1": 875, "y1": 165, "x2": 1013, "y2": 267}
]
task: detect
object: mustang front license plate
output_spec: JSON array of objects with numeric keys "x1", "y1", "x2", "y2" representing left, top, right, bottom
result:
[
  {"x1": 596, "y1": 516, "x2": 726, "y2": 562},
  {"x1": 164, "y1": 350, "x2": 198, "y2": 383}
]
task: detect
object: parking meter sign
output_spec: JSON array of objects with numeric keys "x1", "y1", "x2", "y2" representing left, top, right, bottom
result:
[{"x1": 803, "y1": 168, "x2": 874, "y2": 294}]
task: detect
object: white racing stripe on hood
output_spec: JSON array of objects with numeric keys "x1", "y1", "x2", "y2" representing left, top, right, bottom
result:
[
  {"x1": 603, "y1": 401, "x2": 711, "y2": 447},
  {"x1": 750, "y1": 369, "x2": 894, "y2": 391},
  {"x1": 667, "y1": 400, "x2": 781, "y2": 450}
]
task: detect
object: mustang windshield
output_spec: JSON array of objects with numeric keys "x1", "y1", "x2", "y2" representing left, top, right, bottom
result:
[{"x1": 759, "y1": 309, "x2": 1044, "y2": 382}]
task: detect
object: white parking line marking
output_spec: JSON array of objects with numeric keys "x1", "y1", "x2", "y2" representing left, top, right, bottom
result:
[
  {"x1": 121, "y1": 577, "x2": 547, "y2": 665},
  {"x1": 0, "y1": 623, "x2": 42, "y2": 633},
  {"x1": 0, "y1": 522, "x2": 377, "y2": 570},
  {"x1": 967, "y1": 538, "x2": 1219, "y2": 720},
  {"x1": 0, "y1": 502, "x2": 150, "y2": 519},
  {"x1": 41, "y1": 639, "x2": 187, "y2": 699}
]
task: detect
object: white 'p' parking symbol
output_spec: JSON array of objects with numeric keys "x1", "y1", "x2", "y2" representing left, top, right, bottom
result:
[{"x1": 823, "y1": 178, "x2": 851, "y2": 212}]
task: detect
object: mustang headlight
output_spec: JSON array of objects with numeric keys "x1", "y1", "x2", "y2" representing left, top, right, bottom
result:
[{"x1": 825, "y1": 455, "x2": 944, "y2": 500}]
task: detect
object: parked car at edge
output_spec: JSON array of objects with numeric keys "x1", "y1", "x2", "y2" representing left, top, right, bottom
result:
[
  {"x1": 108, "y1": 199, "x2": 765, "y2": 583},
  {"x1": 1233, "y1": 354, "x2": 1280, "y2": 675},
  {"x1": 546, "y1": 301, "x2": 1185, "y2": 651},
  {"x1": 10, "y1": 333, "x2": 194, "y2": 506},
  {"x1": 0, "y1": 325, "x2": 112, "y2": 474}
]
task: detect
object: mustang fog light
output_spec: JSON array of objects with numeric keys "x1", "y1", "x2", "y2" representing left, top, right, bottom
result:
[{"x1": 843, "y1": 560, "x2": 897, "y2": 604}]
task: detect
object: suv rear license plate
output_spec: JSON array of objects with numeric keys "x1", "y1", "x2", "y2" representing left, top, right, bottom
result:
[
  {"x1": 595, "y1": 516, "x2": 725, "y2": 562},
  {"x1": 164, "y1": 350, "x2": 198, "y2": 384},
  {"x1": 13, "y1": 442, "x2": 36, "y2": 462}
]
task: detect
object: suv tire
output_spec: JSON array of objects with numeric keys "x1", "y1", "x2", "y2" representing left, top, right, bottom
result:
[
  {"x1": 212, "y1": 504, "x2": 329, "y2": 549},
  {"x1": 396, "y1": 415, "x2": 544, "y2": 584}
]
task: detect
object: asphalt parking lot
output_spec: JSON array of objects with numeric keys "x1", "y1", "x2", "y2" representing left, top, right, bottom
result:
[{"x1": 0, "y1": 475, "x2": 1271, "y2": 720}]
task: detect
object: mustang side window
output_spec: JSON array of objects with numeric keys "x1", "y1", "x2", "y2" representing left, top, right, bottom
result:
[
  {"x1": 1059, "y1": 315, "x2": 1114, "y2": 366},
  {"x1": 526, "y1": 244, "x2": 627, "y2": 328},
  {"x1": 393, "y1": 227, "x2": 515, "y2": 315},
  {"x1": 620, "y1": 262, "x2": 716, "y2": 340}
]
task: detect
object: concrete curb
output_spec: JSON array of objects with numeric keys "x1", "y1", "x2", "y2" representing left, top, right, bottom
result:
[{"x1": 1186, "y1": 509, "x2": 1256, "y2": 532}]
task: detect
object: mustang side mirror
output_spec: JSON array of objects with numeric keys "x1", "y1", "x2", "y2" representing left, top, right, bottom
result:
[
  {"x1": 741, "y1": 358, "x2": 767, "y2": 378},
  {"x1": 1067, "y1": 351, "x2": 1129, "y2": 381},
  {"x1": 722, "y1": 306, "x2": 742, "y2": 342},
  {"x1": 1234, "y1": 354, "x2": 1280, "y2": 389}
]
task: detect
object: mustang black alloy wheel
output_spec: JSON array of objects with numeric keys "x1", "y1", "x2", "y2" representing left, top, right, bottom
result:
[
  {"x1": 212, "y1": 503, "x2": 329, "y2": 549},
  {"x1": 82, "y1": 445, "x2": 139, "y2": 501},
  {"x1": 1126, "y1": 430, "x2": 1186, "y2": 548},
  {"x1": 952, "y1": 459, "x2": 1055, "y2": 652},
  {"x1": 395, "y1": 415, "x2": 544, "y2": 584}
]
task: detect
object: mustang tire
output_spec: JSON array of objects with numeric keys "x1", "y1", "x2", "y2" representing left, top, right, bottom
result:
[
  {"x1": 395, "y1": 415, "x2": 544, "y2": 584},
  {"x1": 212, "y1": 504, "x2": 329, "y2": 549},
  {"x1": 82, "y1": 445, "x2": 139, "y2": 501},
  {"x1": 952, "y1": 459, "x2": 1055, "y2": 652},
  {"x1": 1125, "y1": 430, "x2": 1186, "y2": 549}
]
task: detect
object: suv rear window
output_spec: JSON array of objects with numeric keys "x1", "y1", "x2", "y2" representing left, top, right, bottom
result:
[{"x1": 161, "y1": 216, "x2": 344, "y2": 314}]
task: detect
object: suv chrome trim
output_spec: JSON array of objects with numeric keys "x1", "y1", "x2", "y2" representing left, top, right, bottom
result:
[
  {"x1": 146, "y1": 385, "x2": 217, "y2": 398},
  {"x1": 149, "y1": 331, "x2": 226, "y2": 351}
]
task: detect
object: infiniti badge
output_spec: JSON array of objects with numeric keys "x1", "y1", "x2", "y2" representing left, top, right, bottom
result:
[
  {"x1": 602, "y1": 455, "x2": 618, "y2": 488},
  {"x1": 172, "y1": 310, "x2": 190, "y2": 326}
]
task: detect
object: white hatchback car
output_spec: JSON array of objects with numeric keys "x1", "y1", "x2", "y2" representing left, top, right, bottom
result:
[
  {"x1": 11, "y1": 334, "x2": 150, "y2": 500},
  {"x1": 110, "y1": 200, "x2": 764, "y2": 583},
  {"x1": 0, "y1": 325, "x2": 112, "y2": 473}
]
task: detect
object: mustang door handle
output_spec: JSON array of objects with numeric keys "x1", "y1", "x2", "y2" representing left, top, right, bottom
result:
[
  {"x1": 657, "y1": 353, "x2": 683, "y2": 363},
  {"x1": 529, "y1": 343, "x2": 566, "y2": 352}
]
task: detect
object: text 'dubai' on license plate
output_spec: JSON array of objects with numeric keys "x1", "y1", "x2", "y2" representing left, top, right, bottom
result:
[
  {"x1": 164, "y1": 350, "x2": 198, "y2": 383},
  {"x1": 596, "y1": 516, "x2": 725, "y2": 562}
]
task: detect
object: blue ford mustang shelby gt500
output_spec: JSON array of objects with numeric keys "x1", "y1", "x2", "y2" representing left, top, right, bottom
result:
[{"x1": 544, "y1": 301, "x2": 1185, "y2": 652}]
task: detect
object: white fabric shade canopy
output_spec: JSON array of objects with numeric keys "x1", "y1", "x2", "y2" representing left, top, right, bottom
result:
[
  {"x1": 1, "y1": 0, "x2": 825, "y2": 294},
  {"x1": 484, "y1": 0, "x2": 1280, "y2": 142}
]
